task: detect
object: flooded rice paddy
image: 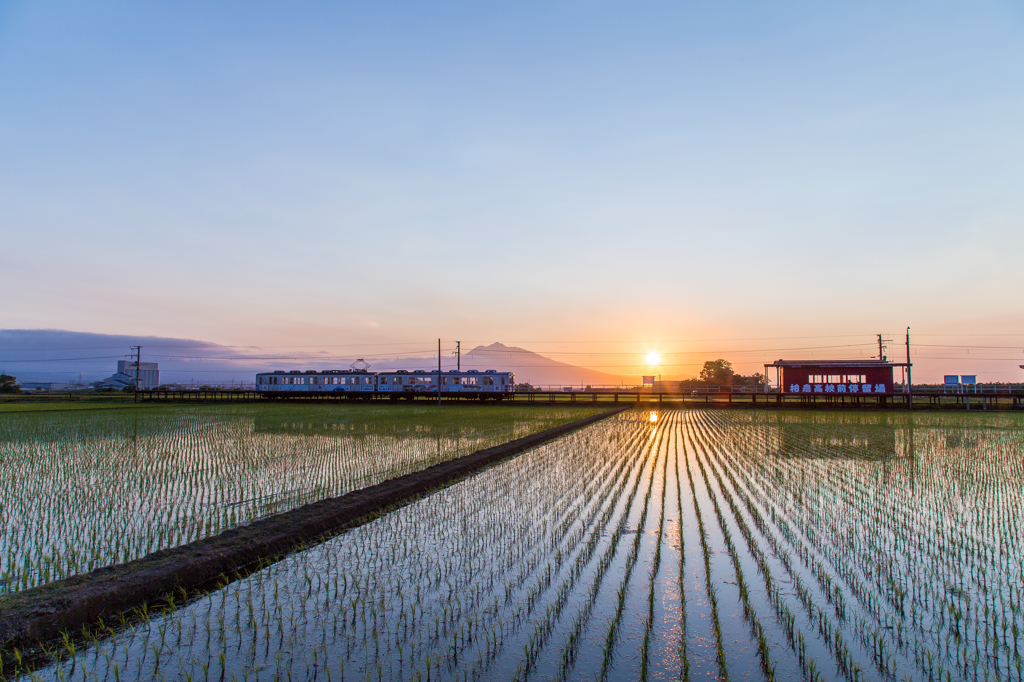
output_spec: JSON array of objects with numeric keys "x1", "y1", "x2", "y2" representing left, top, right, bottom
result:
[
  {"x1": 12, "y1": 407, "x2": 1024, "y2": 681},
  {"x1": 0, "y1": 404, "x2": 600, "y2": 593}
]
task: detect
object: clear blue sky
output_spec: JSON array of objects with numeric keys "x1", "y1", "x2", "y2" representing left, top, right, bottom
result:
[{"x1": 2, "y1": 1, "x2": 1022, "y2": 380}]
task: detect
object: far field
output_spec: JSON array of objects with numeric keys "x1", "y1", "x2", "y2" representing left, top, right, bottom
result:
[
  {"x1": 5, "y1": 406, "x2": 1024, "y2": 682},
  {"x1": 18, "y1": 407, "x2": 1024, "y2": 682},
  {"x1": 0, "y1": 403, "x2": 605, "y2": 593}
]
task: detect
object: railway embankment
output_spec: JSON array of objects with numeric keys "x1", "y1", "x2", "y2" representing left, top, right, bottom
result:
[{"x1": 0, "y1": 405, "x2": 630, "y2": 656}]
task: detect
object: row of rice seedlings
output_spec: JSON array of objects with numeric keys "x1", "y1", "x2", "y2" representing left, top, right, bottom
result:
[
  {"x1": 499, "y1": 418, "x2": 655, "y2": 681},
  {"x1": 688, "y1": 410, "x2": 858, "y2": 681},
  {"x1": 681, "y1": 416, "x2": 731, "y2": 681},
  {"x1": 594, "y1": 417, "x2": 668, "y2": 680},
  {"x1": 703, "y1": 436, "x2": 839, "y2": 679},
  {"x1": 485, "y1": 419, "x2": 654, "y2": 679},
  {"x1": 0, "y1": 405, "x2": 601, "y2": 593},
  {"x1": 343, "y1": 411, "x2": 654, "y2": 679},
  {"x1": 686, "y1": 412, "x2": 825, "y2": 680},
  {"x1": 544, "y1": 413, "x2": 663, "y2": 675},
  {"x1": 703, "y1": 408, "x2": 1024, "y2": 681},
  {"x1": 21, "y1": 407, "x2": 1016, "y2": 681},
  {"x1": 701, "y1": 409, "x2": 915, "y2": 679},
  {"x1": 16, "y1": 411, "x2": 650, "y2": 681},
  {"x1": 546, "y1": 413, "x2": 666, "y2": 680},
  {"x1": 640, "y1": 419, "x2": 671, "y2": 681},
  {"x1": 687, "y1": 439, "x2": 776, "y2": 679},
  {"x1": 672, "y1": 418, "x2": 692, "y2": 680},
  {"x1": 750, "y1": 426, "x2": 983, "y2": 680}
]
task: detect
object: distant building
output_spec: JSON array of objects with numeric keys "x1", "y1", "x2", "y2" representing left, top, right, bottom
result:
[
  {"x1": 95, "y1": 361, "x2": 160, "y2": 389},
  {"x1": 20, "y1": 381, "x2": 69, "y2": 391},
  {"x1": 118, "y1": 361, "x2": 159, "y2": 387}
]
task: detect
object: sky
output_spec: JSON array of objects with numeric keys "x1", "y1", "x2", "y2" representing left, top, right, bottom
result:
[{"x1": 1, "y1": 1, "x2": 1023, "y2": 382}]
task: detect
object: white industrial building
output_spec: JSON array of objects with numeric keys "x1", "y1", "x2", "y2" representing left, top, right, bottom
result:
[{"x1": 94, "y1": 361, "x2": 160, "y2": 390}]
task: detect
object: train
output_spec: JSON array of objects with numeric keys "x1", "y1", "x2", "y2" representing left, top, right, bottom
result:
[{"x1": 255, "y1": 368, "x2": 515, "y2": 399}]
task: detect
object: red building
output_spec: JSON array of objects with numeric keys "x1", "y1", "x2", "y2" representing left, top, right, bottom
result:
[{"x1": 763, "y1": 360, "x2": 900, "y2": 396}]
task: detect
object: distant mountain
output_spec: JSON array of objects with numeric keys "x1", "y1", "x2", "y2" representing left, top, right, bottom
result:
[
  {"x1": 0, "y1": 330, "x2": 627, "y2": 389},
  {"x1": 462, "y1": 342, "x2": 626, "y2": 388}
]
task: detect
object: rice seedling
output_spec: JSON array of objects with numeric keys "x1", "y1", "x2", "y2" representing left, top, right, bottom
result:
[
  {"x1": 11, "y1": 408, "x2": 1024, "y2": 682},
  {"x1": 0, "y1": 404, "x2": 601, "y2": 593}
]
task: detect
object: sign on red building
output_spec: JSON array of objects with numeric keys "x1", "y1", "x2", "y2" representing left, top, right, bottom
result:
[{"x1": 763, "y1": 360, "x2": 898, "y2": 395}]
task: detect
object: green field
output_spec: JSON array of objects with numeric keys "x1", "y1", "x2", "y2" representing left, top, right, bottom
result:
[
  {"x1": 0, "y1": 403, "x2": 604, "y2": 593},
  {"x1": 8, "y1": 407, "x2": 1024, "y2": 681},
  {"x1": 17, "y1": 407, "x2": 1024, "y2": 682},
  {"x1": 0, "y1": 402, "x2": 162, "y2": 413}
]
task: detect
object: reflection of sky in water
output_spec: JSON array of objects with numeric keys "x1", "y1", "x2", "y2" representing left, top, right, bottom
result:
[
  {"x1": 0, "y1": 404, "x2": 595, "y2": 593},
  {"x1": 17, "y1": 409, "x2": 1024, "y2": 682}
]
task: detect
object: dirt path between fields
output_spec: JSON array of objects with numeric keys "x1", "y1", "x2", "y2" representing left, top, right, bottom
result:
[{"x1": 0, "y1": 406, "x2": 629, "y2": 654}]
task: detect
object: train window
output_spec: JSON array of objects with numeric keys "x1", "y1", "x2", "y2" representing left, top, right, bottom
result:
[{"x1": 381, "y1": 377, "x2": 388, "y2": 385}]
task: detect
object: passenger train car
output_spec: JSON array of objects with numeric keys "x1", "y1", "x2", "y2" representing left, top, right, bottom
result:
[{"x1": 255, "y1": 369, "x2": 514, "y2": 399}]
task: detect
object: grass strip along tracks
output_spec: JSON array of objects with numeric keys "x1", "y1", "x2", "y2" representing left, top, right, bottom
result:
[{"x1": 0, "y1": 406, "x2": 629, "y2": 658}]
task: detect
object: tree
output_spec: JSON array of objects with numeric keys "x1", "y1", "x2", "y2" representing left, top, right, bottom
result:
[
  {"x1": 0, "y1": 374, "x2": 20, "y2": 393},
  {"x1": 699, "y1": 359, "x2": 734, "y2": 385}
]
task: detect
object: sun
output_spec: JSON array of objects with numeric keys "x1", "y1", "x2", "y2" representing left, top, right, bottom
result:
[{"x1": 646, "y1": 351, "x2": 661, "y2": 366}]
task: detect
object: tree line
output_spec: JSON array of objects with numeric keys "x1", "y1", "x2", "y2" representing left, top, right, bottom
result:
[{"x1": 678, "y1": 359, "x2": 765, "y2": 389}]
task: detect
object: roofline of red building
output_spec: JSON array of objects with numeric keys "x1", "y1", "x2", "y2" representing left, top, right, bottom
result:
[{"x1": 763, "y1": 360, "x2": 909, "y2": 368}]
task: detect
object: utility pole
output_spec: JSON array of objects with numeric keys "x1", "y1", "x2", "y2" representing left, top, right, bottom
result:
[
  {"x1": 438, "y1": 339, "x2": 442, "y2": 406},
  {"x1": 877, "y1": 334, "x2": 886, "y2": 361},
  {"x1": 130, "y1": 346, "x2": 142, "y2": 401},
  {"x1": 905, "y1": 327, "x2": 912, "y2": 410},
  {"x1": 455, "y1": 341, "x2": 461, "y2": 371}
]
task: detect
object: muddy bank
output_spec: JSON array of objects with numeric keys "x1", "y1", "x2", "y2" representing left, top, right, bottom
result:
[{"x1": 0, "y1": 406, "x2": 628, "y2": 653}]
